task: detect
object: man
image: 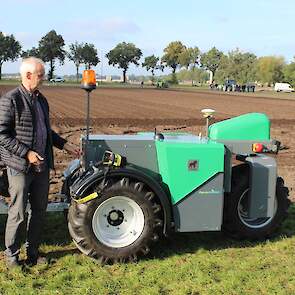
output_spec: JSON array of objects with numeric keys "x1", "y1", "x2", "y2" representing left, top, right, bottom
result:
[{"x1": 0, "y1": 57, "x2": 79, "y2": 268}]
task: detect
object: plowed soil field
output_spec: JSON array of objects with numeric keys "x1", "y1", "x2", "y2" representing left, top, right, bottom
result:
[{"x1": 0, "y1": 85, "x2": 294, "y2": 200}]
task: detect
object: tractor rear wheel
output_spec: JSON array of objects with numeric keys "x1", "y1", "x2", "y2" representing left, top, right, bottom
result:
[
  {"x1": 222, "y1": 164, "x2": 290, "y2": 240},
  {"x1": 68, "y1": 177, "x2": 163, "y2": 263}
]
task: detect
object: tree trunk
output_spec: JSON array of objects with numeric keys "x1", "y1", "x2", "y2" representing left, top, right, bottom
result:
[
  {"x1": 151, "y1": 70, "x2": 155, "y2": 85},
  {"x1": 76, "y1": 65, "x2": 79, "y2": 83},
  {"x1": 48, "y1": 59, "x2": 55, "y2": 81},
  {"x1": 0, "y1": 63, "x2": 2, "y2": 80},
  {"x1": 171, "y1": 73, "x2": 178, "y2": 84},
  {"x1": 50, "y1": 60, "x2": 53, "y2": 80},
  {"x1": 191, "y1": 66, "x2": 195, "y2": 86},
  {"x1": 123, "y1": 69, "x2": 127, "y2": 83},
  {"x1": 210, "y1": 70, "x2": 215, "y2": 84}
]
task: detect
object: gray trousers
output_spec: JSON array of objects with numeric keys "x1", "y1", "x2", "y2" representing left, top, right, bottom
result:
[{"x1": 4, "y1": 167, "x2": 49, "y2": 258}]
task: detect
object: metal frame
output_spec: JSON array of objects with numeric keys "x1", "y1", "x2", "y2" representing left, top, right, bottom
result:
[{"x1": 0, "y1": 196, "x2": 69, "y2": 215}]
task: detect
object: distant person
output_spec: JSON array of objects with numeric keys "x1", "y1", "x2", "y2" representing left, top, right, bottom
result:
[
  {"x1": 140, "y1": 81, "x2": 144, "y2": 88},
  {"x1": 0, "y1": 57, "x2": 80, "y2": 268}
]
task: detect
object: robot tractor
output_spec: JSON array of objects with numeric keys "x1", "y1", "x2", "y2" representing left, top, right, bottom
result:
[{"x1": 61, "y1": 109, "x2": 289, "y2": 263}]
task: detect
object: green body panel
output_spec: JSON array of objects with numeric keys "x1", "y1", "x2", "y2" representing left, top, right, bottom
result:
[
  {"x1": 208, "y1": 113, "x2": 270, "y2": 141},
  {"x1": 156, "y1": 140, "x2": 224, "y2": 204}
]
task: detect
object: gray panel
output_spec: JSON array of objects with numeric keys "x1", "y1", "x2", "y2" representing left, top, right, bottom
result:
[
  {"x1": 83, "y1": 137, "x2": 159, "y2": 178},
  {"x1": 217, "y1": 140, "x2": 275, "y2": 154},
  {"x1": 0, "y1": 197, "x2": 69, "y2": 215},
  {"x1": 173, "y1": 174, "x2": 224, "y2": 232},
  {"x1": 82, "y1": 133, "x2": 210, "y2": 177},
  {"x1": 88, "y1": 133, "x2": 206, "y2": 143},
  {"x1": 245, "y1": 155, "x2": 276, "y2": 218},
  {"x1": 224, "y1": 146, "x2": 232, "y2": 193}
]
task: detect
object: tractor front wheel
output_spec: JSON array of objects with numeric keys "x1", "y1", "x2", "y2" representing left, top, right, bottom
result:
[
  {"x1": 222, "y1": 164, "x2": 290, "y2": 240},
  {"x1": 68, "y1": 177, "x2": 163, "y2": 263}
]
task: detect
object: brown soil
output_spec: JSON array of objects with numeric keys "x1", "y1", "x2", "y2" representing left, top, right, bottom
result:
[{"x1": 0, "y1": 85, "x2": 294, "y2": 201}]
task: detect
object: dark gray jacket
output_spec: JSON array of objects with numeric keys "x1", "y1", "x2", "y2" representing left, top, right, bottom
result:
[{"x1": 0, "y1": 85, "x2": 66, "y2": 172}]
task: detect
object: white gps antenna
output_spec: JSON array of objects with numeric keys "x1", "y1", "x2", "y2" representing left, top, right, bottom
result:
[{"x1": 201, "y1": 108, "x2": 215, "y2": 137}]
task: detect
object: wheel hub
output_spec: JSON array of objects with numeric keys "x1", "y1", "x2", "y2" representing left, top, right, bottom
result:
[
  {"x1": 92, "y1": 195, "x2": 145, "y2": 248},
  {"x1": 107, "y1": 210, "x2": 124, "y2": 226}
]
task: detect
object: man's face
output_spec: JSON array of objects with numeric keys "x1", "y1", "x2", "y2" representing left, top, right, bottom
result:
[{"x1": 28, "y1": 63, "x2": 45, "y2": 90}]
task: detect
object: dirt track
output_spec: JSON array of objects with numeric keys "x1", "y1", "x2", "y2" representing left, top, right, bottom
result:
[{"x1": 0, "y1": 85, "x2": 294, "y2": 199}]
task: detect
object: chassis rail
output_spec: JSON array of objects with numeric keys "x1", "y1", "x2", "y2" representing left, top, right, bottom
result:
[{"x1": 0, "y1": 196, "x2": 69, "y2": 215}]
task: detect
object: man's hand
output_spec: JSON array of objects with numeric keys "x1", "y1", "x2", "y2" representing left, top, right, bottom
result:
[
  {"x1": 26, "y1": 150, "x2": 44, "y2": 165},
  {"x1": 64, "y1": 142, "x2": 81, "y2": 158}
]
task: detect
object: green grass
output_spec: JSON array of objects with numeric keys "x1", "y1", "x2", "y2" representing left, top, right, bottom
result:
[
  {"x1": 1, "y1": 205, "x2": 295, "y2": 295},
  {"x1": 0, "y1": 80, "x2": 20, "y2": 85}
]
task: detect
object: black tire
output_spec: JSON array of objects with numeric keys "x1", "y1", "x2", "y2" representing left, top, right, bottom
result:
[
  {"x1": 68, "y1": 176, "x2": 163, "y2": 263},
  {"x1": 222, "y1": 164, "x2": 290, "y2": 240}
]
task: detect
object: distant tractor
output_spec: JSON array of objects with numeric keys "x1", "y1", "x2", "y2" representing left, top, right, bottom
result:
[
  {"x1": 223, "y1": 79, "x2": 236, "y2": 91},
  {"x1": 246, "y1": 82, "x2": 256, "y2": 92},
  {"x1": 0, "y1": 107, "x2": 290, "y2": 263},
  {"x1": 222, "y1": 80, "x2": 256, "y2": 93},
  {"x1": 156, "y1": 80, "x2": 169, "y2": 88}
]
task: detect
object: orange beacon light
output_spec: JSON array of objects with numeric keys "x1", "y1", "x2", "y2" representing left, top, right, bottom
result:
[
  {"x1": 81, "y1": 70, "x2": 96, "y2": 150},
  {"x1": 81, "y1": 69, "x2": 96, "y2": 91}
]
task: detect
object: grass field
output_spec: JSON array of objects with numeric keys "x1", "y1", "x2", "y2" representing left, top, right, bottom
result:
[{"x1": 0, "y1": 205, "x2": 295, "y2": 295}]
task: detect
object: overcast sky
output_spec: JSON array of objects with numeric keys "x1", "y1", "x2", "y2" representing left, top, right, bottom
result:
[{"x1": 1, "y1": 0, "x2": 295, "y2": 76}]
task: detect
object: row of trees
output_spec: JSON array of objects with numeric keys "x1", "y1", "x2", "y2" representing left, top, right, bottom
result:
[
  {"x1": 204, "y1": 48, "x2": 295, "y2": 86},
  {"x1": 1, "y1": 30, "x2": 295, "y2": 86},
  {"x1": 159, "y1": 43, "x2": 295, "y2": 86},
  {"x1": 0, "y1": 30, "x2": 100, "y2": 81}
]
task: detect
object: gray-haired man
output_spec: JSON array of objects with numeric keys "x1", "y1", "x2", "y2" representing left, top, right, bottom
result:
[{"x1": 0, "y1": 57, "x2": 79, "y2": 268}]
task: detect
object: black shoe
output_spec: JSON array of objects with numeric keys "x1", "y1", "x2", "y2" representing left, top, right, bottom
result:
[
  {"x1": 25, "y1": 256, "x2": 48, "y2": 266},
  {"x1": 5, "y1": 256, "x2": 20, "y2": 269}
]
